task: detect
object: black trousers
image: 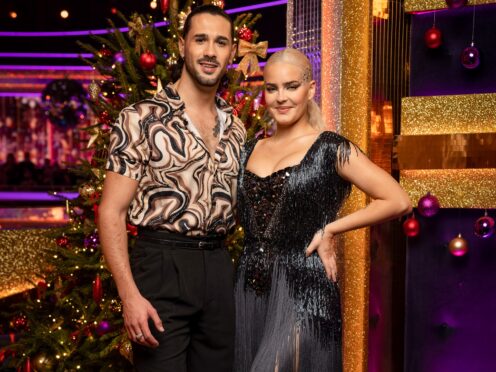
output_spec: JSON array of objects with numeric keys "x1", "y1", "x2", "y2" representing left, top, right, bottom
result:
[{"x1": 130, "y1": 230, "x2": 235, "y2": 372}]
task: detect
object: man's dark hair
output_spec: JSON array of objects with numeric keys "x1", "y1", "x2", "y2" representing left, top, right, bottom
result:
[
  {"x1": 171, "y1": 4, "x2": 235, "y2": 82},
  {"x1": 182, "y1": 4, "x2": 235, "y2": 41}
]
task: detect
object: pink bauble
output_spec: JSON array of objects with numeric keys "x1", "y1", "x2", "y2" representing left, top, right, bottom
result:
[
  {"x1": 474, "y1": 215, "x2": 495, "y2": 238},
  {"x1": 461, "y1": 44, "x2": 480, "y2": 70},
  {"x1": 417, "y1": 192, "x2": 440, "y2": 217},
  {"x1": 446, "y1": 0, "x2": 467, "y2": 9}
]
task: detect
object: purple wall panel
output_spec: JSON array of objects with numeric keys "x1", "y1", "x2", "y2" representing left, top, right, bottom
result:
[
  {"x1": 410, "y1": 5, "x2": 496, "y2": 96},
  {"x1": 405, "y1": 209, "x2": 496, "y2": 372}
]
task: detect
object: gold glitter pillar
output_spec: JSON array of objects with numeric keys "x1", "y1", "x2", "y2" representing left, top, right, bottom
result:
[{"x1": 322, "y1": 1, "x2": 372, "y2": 371}]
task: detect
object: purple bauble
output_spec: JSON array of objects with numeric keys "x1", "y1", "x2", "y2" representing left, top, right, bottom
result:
[
  {"x1": 461, "y1": 44, "x2": 480, "y2": 70},
  {"x1": 84, "y1": 231, "x2": 100, "y2": 249},
  {"x1": 417, "y1": 192, "x2": 440, "y2": 217},
  {"x1": 114, "y1": 52, "x2": 125, "y2": 64},
  {"x1": 96, "y1": 320, "x2": 112, "y2": 336},
  {"x1": 446, "y1": 0, "x2": 467, "y2": 8},
  {"x1": 474, "y1": 215, "x2": 495, "y2": 238}
]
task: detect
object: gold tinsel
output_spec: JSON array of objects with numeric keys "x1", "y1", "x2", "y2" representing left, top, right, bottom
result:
[{"x1": 0, "y1": 229, "x2": 55, "y2": 298}]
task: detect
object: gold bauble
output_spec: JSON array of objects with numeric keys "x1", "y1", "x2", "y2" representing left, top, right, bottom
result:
[
  {"x1": 78, "y1": 183, "x2": 96, "y2": 199},
  {"x1": 33, "y1": 352, "x2": 54, "y2": 371}
]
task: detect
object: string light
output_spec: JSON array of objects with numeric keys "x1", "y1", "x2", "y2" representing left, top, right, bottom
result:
[{"x1": 60, "y1": 10, "x2": 69, "y2": 19}]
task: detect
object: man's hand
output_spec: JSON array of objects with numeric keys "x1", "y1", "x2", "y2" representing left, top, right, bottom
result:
[
  {"x1": 305, "y1": 229, "x2": 338, "y2": 282},
  {"x1": 123, "y1": 293, "x2": 164, "y2": 348}
]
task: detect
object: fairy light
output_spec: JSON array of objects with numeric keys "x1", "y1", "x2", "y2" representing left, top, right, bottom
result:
[{"x1": 60, "y1": 10, "x2": 69, "y2": 19}]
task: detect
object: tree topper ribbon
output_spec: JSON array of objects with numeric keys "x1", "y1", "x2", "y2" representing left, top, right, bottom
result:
[{"x1": 236, "y1": 39, "x2": 268, "y2": 76}]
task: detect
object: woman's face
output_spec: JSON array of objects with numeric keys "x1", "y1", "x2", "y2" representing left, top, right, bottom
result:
[{"x1": 263, "y1": 61, "x2": 315, "y2": 128}]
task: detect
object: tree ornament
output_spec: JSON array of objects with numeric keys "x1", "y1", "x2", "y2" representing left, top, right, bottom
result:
[
  {"x1": 84, "y1": 231, "x2": 100, "y2": 249},
  {"x1": 88, "y1": 80, "x2": 101, "y2": 100},
  {"x1": 238, "y1": 26, "x2": 254, "y2": 42},
  {"x1": 424, "y1": 26, "x2": 442, "y2": 49},
  {"x1": 403, "y1": 215, "x2": 420, "y2": 237},
  {"x1": 36, "y1": 280, "x2": 47, "y2": 299},
  {"x1": 159, "y1": 0, "x2": 170, "y2": 15},
  {"x1": 140, "y1": 51, "x2": 157, "y2": 70},
  {"x1": 449, "y1": 233, "x2": 469, "y2": 256},
  {"x1": 126, "y1": 223, "x2": 138, "y2": 237},
  {"x1": 96, "y1": 320, "x2": 112, "y2": 336},
  {"x1": 212, "y1": 0, "x2": 225, "y2": 8},
  {"x1": 461, "y1": 42, "x2": 480, "y2": 70},
  {"x1": 119, "y1": 340, "x2": 133, "y2": 362},
  {"x1": 79, "y1": 183, "x2": 97, "y2": 200},
  {"x1": 98, "y1": 47, "x2": 113, "y2": 58},
  {"x1": 474, "y1": 212, "x2": 495, "y2": 238},
  {"x1": 11, "y1": 314, "x2": 28, "y2": 330},
  {"x1": 55, "y1": 235, "x2": 70, "y2": 248},
  {"x1": 446, "y1": 0, "x2": 467, "y2": 8},
  {"x1": 114, "y1": 52, "x2": 125, "y2": 64},
  {"x1": 109, "y1": 299, "x2": 123, "y2": 313},
  {"x1": 32, "y1": 352, "x2": 54, "y2": 372},
  {"x1": 98, "y1": 110, "x2": 112, "y2": 126},
  {"x1": 23, "y1": 357, "x2": 32, "y2": 372},
  {"x1": 93, "y1": 274, "x2": 103, "y2": 304},
  {"x1": 417, "y1": 192, "x2": 440, "y2": 217}
]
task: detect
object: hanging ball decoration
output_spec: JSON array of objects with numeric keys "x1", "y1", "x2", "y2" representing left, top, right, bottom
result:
[
  {"x1": 96, "y1": 320, "x2": 112, "y2": 336},
  {"x1": 114, "y1": 52, "x2": 125, "y2": 64},
  {"x1": 417, "y1": 192, "x2": 440, "y2": 217},
  {"x1": 33, "y1": 352, "x2": 54, "y2": 372},
  {"x1": 237, "y1": 26, "x2": 254, "y2": 42},
  {"x1": 79, "y1": 183, "x2": 97, "y2": 200},
  {"x1": 140, "y1": 51, "x2": 157, "y2": 70},
  {"x1": 88, "y1": 81, "x2": 101, "y2": 101},
  {"x1": 55, "y1": 235, "x2": 70, "y2": 248},
  {"x1": 98, "y1": 110, "x2": 112, "y2": 126},
  {"x1": 11, "y1": 314, "x2": 28, "y2": 330},
  {"x1": 446, "y1": 0, "x2": 467, "y2": 8},
  {"x1": 160, "y1": 0, "x2": 170, "y2": 15},
  {"x1": 474, "y1": 215, "x2": 495, "y2": 238},
  {"x1": 403, "y1": 215, "x2": 420, "y2": 237},
  {"x1": 99, "y1": 47, "x2": 113, "y2": 58},
  {"x1": 461, "y1": 43, "x2": 481, "y2": 70},
  {"x1": 449, "y1": 233, "x2": 469, "y2": 256},
  {"x1": 424, "y1": 26, "x2": 442, "y2": 49},
  {"x1": 84, "y1": 231, "x2": 100, "y2": 249}
]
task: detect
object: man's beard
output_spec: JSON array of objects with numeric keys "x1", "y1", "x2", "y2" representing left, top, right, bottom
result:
[{"x1": 184, "y1": 57, "x2": 225, "y2": 87}]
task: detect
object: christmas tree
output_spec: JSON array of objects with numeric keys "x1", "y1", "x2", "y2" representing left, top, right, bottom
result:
[{"x1": 1, "y1": 0, "x2": 269, "y2": 370}]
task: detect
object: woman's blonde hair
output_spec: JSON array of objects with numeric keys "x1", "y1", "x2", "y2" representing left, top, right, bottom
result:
[{"x1": 264, "y1": 48, "x2": 325, "y2": 130}]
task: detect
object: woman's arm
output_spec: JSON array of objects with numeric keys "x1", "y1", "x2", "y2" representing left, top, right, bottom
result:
[{"x1": 306, "y1": 147, "x2": 412, "y2": 281}]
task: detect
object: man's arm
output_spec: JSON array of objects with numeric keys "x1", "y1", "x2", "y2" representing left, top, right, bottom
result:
[{"x1": 98, "y1": 171, "x2": 164, "y2": 347}]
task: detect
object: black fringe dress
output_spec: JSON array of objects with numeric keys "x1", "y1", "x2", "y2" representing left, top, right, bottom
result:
[{"x1": 234, "y1": 131, "x2": 353, "y2": 372}]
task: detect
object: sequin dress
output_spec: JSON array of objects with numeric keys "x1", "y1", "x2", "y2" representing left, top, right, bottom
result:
[{"x1": 234, "y1": 131, "x2": 353, "y2": 372}]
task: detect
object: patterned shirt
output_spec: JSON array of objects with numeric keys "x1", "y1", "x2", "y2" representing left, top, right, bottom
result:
[{"x1": 106, "y1": 84, "x2": 246, "y2": 236}]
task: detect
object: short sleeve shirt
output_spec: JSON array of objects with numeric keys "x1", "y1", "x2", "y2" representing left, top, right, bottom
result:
[{"x1": 106, "y1": 84, "x2": 246, "y2": 236}]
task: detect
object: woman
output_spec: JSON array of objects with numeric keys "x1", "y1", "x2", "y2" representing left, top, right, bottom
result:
[{"x1": 234, "y1": 48, "x2": 412, "y2": 371}]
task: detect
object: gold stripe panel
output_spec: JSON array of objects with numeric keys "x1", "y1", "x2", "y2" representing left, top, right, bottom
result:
[
  {"x1": 400, "y1": 169, "x2": 496, "y2": 208},
  {"x1": 394, "y1": 133, "x2": 496, "y2": 169},
  {"x1": 401, "y1": 94, "x2": 496, "y2": 135},
  {"x1": 405, "y1": 0, "x2": 496, "y2": 12}
]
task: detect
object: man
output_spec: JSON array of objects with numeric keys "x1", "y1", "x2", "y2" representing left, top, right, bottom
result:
[{"x1": 98, "y1": 5, "x2": 244, "y2": 371}]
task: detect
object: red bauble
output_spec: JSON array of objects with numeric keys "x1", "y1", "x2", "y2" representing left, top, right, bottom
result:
[
  {"x1": 424, "y1": 26, "x2": 442, "y2": 49},
  {"x1": 140, "y1": 51, "x2": 157, "y2": 70},
  {"x1": 11, "y1": 314, "x2": 28, "y2": 330},
  {"x1": 92, "y1": 274, "x2": 103, "y2": 304},
  {"x1": 36, "y1": 280, "x2": 47, "y2": 299},
  {"x1": 55, "y1": 235, "x2": 70, "y2": 248},
  {"x1": 449, "y1": 233, "x2": 469, "y2": 256},
  {"x1": 98, "y1": 110, "x2": 112, "y2": 126},
  {"x1": 126, "y1": 223, "x2": 138, "y2": 237},
  {"x1": 403, "y1": 216, "x2": 420, "y2": 237},
  {"x1": 160, "y1": 0, "x2": 170, "y2": 15},
  {"x1": 99, "y1": 47, "x2": 112, "y2": 58},
  {"x1": 446, "y1": 0, "x2": 467, "y2": 9},
  {"x1": 237, "y1": 26, "x2": 253, "y2": 42}
]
